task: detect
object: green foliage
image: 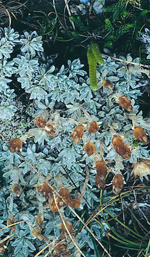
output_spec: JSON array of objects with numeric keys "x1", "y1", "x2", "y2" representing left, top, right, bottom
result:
[
  {"x1": 105, "y1": 18, "x2": 114, "y2": 34},
  {"x1": 70, "y1": 16, "x2": 88, "y2": 34},
  {"x1": 4, "y1": 0, "x2": 148, "y2": 65},
  {"x1": 103, "y1": 0, "x2": 149, "y2": 55},
  {"x1": 129, "y1": 0, "x2": 141, "y2": 7},
  {"x1": 115, "y1": 23, "x2": 135, "y2": 41},
  {"x1": 104, "y1": 0, "x2": 127, "y2": 23}
]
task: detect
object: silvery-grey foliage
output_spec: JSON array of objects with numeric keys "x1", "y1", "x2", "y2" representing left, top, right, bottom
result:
[
  {"x1": 0, "y1": 27, "x2": 150, "y2": 256},
  {"x1": 139, "y1": 28, "x2": 150, "y2": 59}
]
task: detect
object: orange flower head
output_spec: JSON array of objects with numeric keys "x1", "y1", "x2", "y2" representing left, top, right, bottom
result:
[
  {"x1": 9, "y1": 138, "x2": 22, "y2": 152},
  {"x1": 88, "y1": 121, "x2": 99, "y2": 134},
  {"x1": 133, "y1": 127, "x2": 147, "y2": 144},
  {"x1": 119, "y1": 96, "x2": 133, "y2": 112},
  {"x1": 112, "y1": 174, "x2": 124, "y2": 195},
  {"x1": 71, "y1": 125, "x2": 84, "y2": 144},
  {"x1": 83, "y1": 141, "x2": 97, "y2": 156}
]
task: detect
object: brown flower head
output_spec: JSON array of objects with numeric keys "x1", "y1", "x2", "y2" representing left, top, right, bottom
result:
[
  {"x1": 34, "y1": 116, "x2": 47, "y2": 128},
  {"x1": 88, "y1": 121, "x2": 99, "y2": 134},
  {"x1": 83, "y1": 141, "x2": 97, "y2": 156},
  {"x1": 49, "y1": 197, "x2": 60, "y2": 212},
  {"x1": 9, "y1": 138, "x2": 22, "y2": 152},
  {"x1": 102, "y1": 79, "x2": 114, "y2": 89},
  {"x1": 38, "y1": 182, "x2": 53, "y2": 199},
  {"x1": 95, "y1": 161, "x2": 107, "y2": 189},
  {"x1": 35, "y1": 214, "x2": 44, "y2": 228},
  {"x1": 7, "y1": 216, "x2": 16, "y2": 233},
  {"x1": 69, "y1": 192, "x2": 80, "y2": 208},
  {"x1": 60, "y1": 220, "x2": 73, "y2": 238},
  {"x1": 49, "y1": 187, "x2": 81, "y2": 212},
  {"x1": 59, "y1": 188, "x2": 71, "y2": 201},
  {"x1": 112, "y1": 135, "x2": 131, "y2": 159},
  {"x1": 49, "y1": 188, "x2": 71, "y2": 212},
  {"x1": 57, "y1": 187, "x2": 72, "y2": 207},
  {"x1": 119, "y1": 96, "x2": 133, "y2": 112},
  {"x1": 133, "y1": 127, "x2": 147, "y2": 144},
  {"x1": 31, "y1": 226, "x2": 44, "y2": 239},
  {"x1": 0, "y1": 243, "x2": 5, "y2": 254},
  {"x1": 11, "y1": 184, "x2": 21, "y2": 195},
  {"x1": 71, "y1": 125, "x2": 84, "y2": 144},
  {"x1": 95, "y1": 161, "x2": 107, "y2": 176},
  {"x1": 70, "y1": 198, "x2": 81, "y2": 208},
  {"x1": 44, "y1": 123, "x2": 55, "y2": 138},
  {"x1": 132, "y1": 162, "x2": 150, "y2": 178},
  {"x1": 112, "y1": 174, "x2": 124, "y2": 195},
  {"x1": 54, "y1": 243, "x2": 66, "y2": 255},
  {"x1": 95, "y1": 173, "x2": 106, "y2": 189}
]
